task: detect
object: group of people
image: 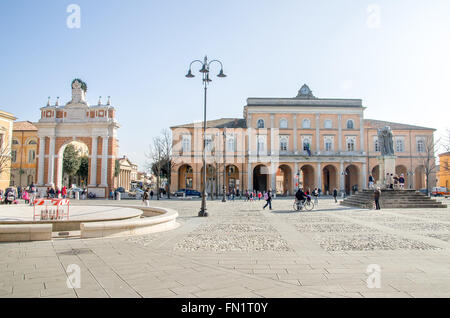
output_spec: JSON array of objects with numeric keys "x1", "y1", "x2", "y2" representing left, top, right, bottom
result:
[
  {"x1": 0, "y1": 184, "x2": 38, "y2": 205},
  {"x1": 45, "y1": 186, "x2": 69, "y2": 199},
  {"x1": 368, "y1": 173, "x2": 406, "y2": 190}
]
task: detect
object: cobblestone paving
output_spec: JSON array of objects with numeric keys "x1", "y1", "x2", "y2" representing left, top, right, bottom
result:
[{"x1": 1, "y1": 197, "x2": 450, "y2": 298}]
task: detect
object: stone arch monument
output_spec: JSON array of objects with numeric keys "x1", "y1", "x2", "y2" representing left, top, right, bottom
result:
[{"x1": 35, "y1": 79, "x2": 120, "y2": 198}]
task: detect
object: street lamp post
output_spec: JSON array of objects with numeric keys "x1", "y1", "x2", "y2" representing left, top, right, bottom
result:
[
  {"x1": 222, "y1": 130, "x2": 227, "y2": 203},
  {"x1": 186, "y1": 56, "x2": 227, "y2": 217}
]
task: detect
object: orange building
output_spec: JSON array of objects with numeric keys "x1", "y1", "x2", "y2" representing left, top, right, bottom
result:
[
  {"x1": 10, "y1": 121, "x2": 38, "y2": 187},
  {"x1": 438, "y1": 152, "x2": 450, "y2": 188},
  {"x1": 171, "y1": 85, "x2": 436, "y2": 196},
  {"x1": 0, "y1": 110, "x2": 16, "y2": 190}
]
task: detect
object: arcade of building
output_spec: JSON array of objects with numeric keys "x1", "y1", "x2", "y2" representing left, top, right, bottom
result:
[{"x1": 171, "y1": 85, "x2": 435, "y2": 196}]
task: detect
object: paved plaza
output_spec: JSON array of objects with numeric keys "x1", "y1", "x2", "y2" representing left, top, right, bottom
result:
[{"x1": 1, "y1": 197, "x2": 450, "y2": 298}]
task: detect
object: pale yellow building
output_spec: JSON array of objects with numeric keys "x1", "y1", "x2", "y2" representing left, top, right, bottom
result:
[
  {"x1": 0, "y1": 110, "x2": 17, "y2": 190},
  {"x1": 11, "y1": 121, "x2": 38, "y2": 187},
  {"x1": 117, "y1": 156, "x2": 138, "y2": 191},
  {"x1": 171, "y1": 85, "x2": 436, "y2": 196}
]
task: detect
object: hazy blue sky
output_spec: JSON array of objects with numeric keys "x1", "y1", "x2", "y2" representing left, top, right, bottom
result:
[{"x1": 0, "y1": 0, "x2": 449, "y2": 168}]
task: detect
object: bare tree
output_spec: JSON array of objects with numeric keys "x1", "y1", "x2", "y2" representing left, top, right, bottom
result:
[
  {"x1": 0, "y1": 146, "x2": 11, "y2": 178},
  {"x1": 417, "y1": 136, "x2": 439, "y2": 196},
  {"x1": 159, "y1": 129, "x2": 176, "y2": 199},
  {"x1": 146, "y1": 136, "x2": 164, "y2": 200}
]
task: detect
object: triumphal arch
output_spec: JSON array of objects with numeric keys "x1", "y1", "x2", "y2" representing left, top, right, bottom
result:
[{"x1": 35, "y1": 79, "x2": 120, "y2": 198}]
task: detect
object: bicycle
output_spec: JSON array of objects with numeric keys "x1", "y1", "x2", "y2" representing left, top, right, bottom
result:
[{"x1": 293, "y1": 197, "x2": 314, "y2": 212}]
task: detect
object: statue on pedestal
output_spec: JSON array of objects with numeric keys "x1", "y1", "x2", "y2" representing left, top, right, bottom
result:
[{"x1": 378, "y1": 126, "x2": 395, "y2": 156}]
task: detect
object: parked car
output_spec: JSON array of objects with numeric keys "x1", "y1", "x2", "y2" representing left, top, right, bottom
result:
[
  {"x1": 174, "y1": 189, "x2": 203, "y2": 198},
  {"x1": 115, "y1": 187, "x2": 126, "y2": 193},
  {"x1": 432, "y1": 187, "x2": 450, "y2": 197},
  {"x1": 133, "y1": 188, "x2": 144, "y2": 199}
]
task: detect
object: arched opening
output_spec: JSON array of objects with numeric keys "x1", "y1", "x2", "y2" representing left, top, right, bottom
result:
[
  {"x1": 276, "y1": 165, "x2": 292, "y2": 196},
  {"x1": 200, "y1": 165, "x2": 216, "y2": 195},
  {"x1": 300, "y1": 165, "x2": 315, "y2": 194},
  {"x1": 415, "y1": 166, "x2": 426, "y2": 190},
  {"x1": 253, "y1": 165, "x2": 269, "y2": 192},
  {"x1": 396, "y1": 165, "x2": 408, "y2": 187},
  {"x1": 178, "y1": 164, "x2": 193, "y2": 190},
  {"x1": 371, "y1": 165, "x2": 380, "y2": 184},
  {"x1": 345, "y1": 164, "x2": 359, "y2": 194},
  {"x1": 225, "y1": 165, "x2": 239, "y2": 193},
  {"x1": 57, "y1": 141, "x2": 89, "y2": 189},
  {"x1": 322, "y1": 165, "x2": 338, "y2": 195}
]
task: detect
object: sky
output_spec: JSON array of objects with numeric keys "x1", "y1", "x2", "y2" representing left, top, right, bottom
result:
[{"x1": 0, "y1": 0, "x2": 449, "y2": 169}]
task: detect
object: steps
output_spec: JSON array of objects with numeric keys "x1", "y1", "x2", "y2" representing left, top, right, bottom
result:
[{"x1": 341, "y1": 189, "x2": 448, "y2": 209}]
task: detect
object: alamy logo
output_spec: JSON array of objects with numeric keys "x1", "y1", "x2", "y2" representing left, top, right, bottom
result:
[
  {"x1": 366, "y1": 264, "x2": 381, "y2": 289},
  {"x1": 366, "y1": 4, "x2": 381, "y2": 29},
  {"x1": 66, "y1": 264, "x2": 81, "y2": 289},
  {"x1": 67, "y1": 4, "x2": 81, "y2": 29}
]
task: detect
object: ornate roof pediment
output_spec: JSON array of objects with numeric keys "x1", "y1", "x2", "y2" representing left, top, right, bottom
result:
[{"x1": 295, "y1": 84, "x2": 316, "y2": 99}]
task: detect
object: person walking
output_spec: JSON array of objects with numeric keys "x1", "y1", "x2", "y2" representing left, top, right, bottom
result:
[
  {"x1": 143, "y1": 188, "x2": 150, "y2": 207},
  {"x1": 313, "y1": 188, "x2": 319, "y2": 205},
  {"x1": 333, "y1": 188, "x2": 338, "y2": 203},
  {"x1": 263, "y1": 189, "x2": 273, "y2": 210},
  {"x1": 368, "y1": 174, "x2": 374, "y2": 189},
  {"x1": 29, "y1": 183, "x2": 37, "y2": 205},
  {"x1": 150, "y1": 190, "x2": 154, "y2": 200},
  {"x1": 374, "y1": 187, "x2": 381, "y2": 210},
  {"x1": 399, "y1": 174, "x2": 405, "y2": 190}
]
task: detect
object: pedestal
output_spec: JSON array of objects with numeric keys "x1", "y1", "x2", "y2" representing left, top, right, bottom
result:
[{"x1": 377, "y1": 155, "x2": 397, "y2": 186}]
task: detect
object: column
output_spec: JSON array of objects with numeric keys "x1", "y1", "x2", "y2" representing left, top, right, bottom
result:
[
  {"x1": 38, "y1": 137, "x2": 45, "y2": 185},
  {"x1": 247, "y1": 115, "x2": 252, "y2": 156},
  {"x1": 315, "y1": 114, "x2": 320, "y2": 155},
  {"x1": 100, "y1": 136, "x2": 109, "y2": 186},
  {"x1": 247, "y1": 162, "x2": 252, "y2": 191},
  {"x1": 293, "y1": 115, "x2": 298, "y2": 154},
  {"x1": 362, "y1": 163, "x2": 368, "y2": 190},
  {"x1": 339, "y1": 160, "x2": 345, "y2": 193},
  {"x1": 338, "y1": 115, "x2": 343, "y2": 153},
  {"x1": 317, "y1": 162, "x2": 322, "y2": 189},
  {"x1": 360, "y1": 116, "x2": 365, "y2": 153},
  {"x1": 294, "y1": 162, "x2": 299, "y2": 191},
  {"x1": 47, "y1": 136, "x2": 55, "y2": 186},
  {"x1": 89, "y1": 136, "x2": 98, "y2": 186},
  {"x1": 270, "y1": 114, "x2": 275, "y2": 155},
  {"x1": 271, "y1": 164, "x2": 276, "y2": 194}
]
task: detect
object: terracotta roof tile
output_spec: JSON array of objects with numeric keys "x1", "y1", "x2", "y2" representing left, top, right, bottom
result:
[{"x1": 13, "y1": 121, "x2": 38, "y2": 131}]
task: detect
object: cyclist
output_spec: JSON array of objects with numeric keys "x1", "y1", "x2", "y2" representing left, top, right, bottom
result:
[{"x1": 295, "y1": 187, "x2": 308, "y2": 209}]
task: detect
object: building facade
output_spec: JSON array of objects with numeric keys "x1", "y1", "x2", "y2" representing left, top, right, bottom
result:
[
  {"x1": 171, "y1": 85, "x2": 435, "y2": 195},
  {"x1": 0, "y1": 110, "x2": 16, "y2": 189},
  {"x1": 11, "y1": 121, "x2": 38, "y2": 187},
  {"x1": 438, "y1": 152, "x2": 450, "y2": 188},
  {"x1": 34, "y1": 79, "x2": 120, "y2": 198},
  {"x1": 117, "y1": 155, "x2": 138, "y2": 191}
]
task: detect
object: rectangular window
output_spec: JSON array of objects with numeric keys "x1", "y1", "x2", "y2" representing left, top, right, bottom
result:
[
  {"x1": 205, "y1": 136, "x2": 213, "y2": 152},
  {"x1": 11, "y1": 150, "x2": 17, "y2": 163},
  {"x1": 417, "y1": 139, "x2": 425, "y2": 153},
  {"x1": 374, "y1": 138, "x2": 380, "y2": 152},
  {"x1": 257, "y1": 136, "x2": 266, "y2": 154},
  {"x1": 28, "y1": 150, "x2": 36, "y2": 163},
  {"x1": 325, "y1": 141, "x2": 332, "y2": 152},
  {"x1": 226, "y1": 135, "x2": 235, "y2": 152},
  {"x1": 182, "y1": 135, "x2": 191, "y2": 153},
  {"x1": 396, "y1": 139, "x2": 404, "y2": 153}
]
